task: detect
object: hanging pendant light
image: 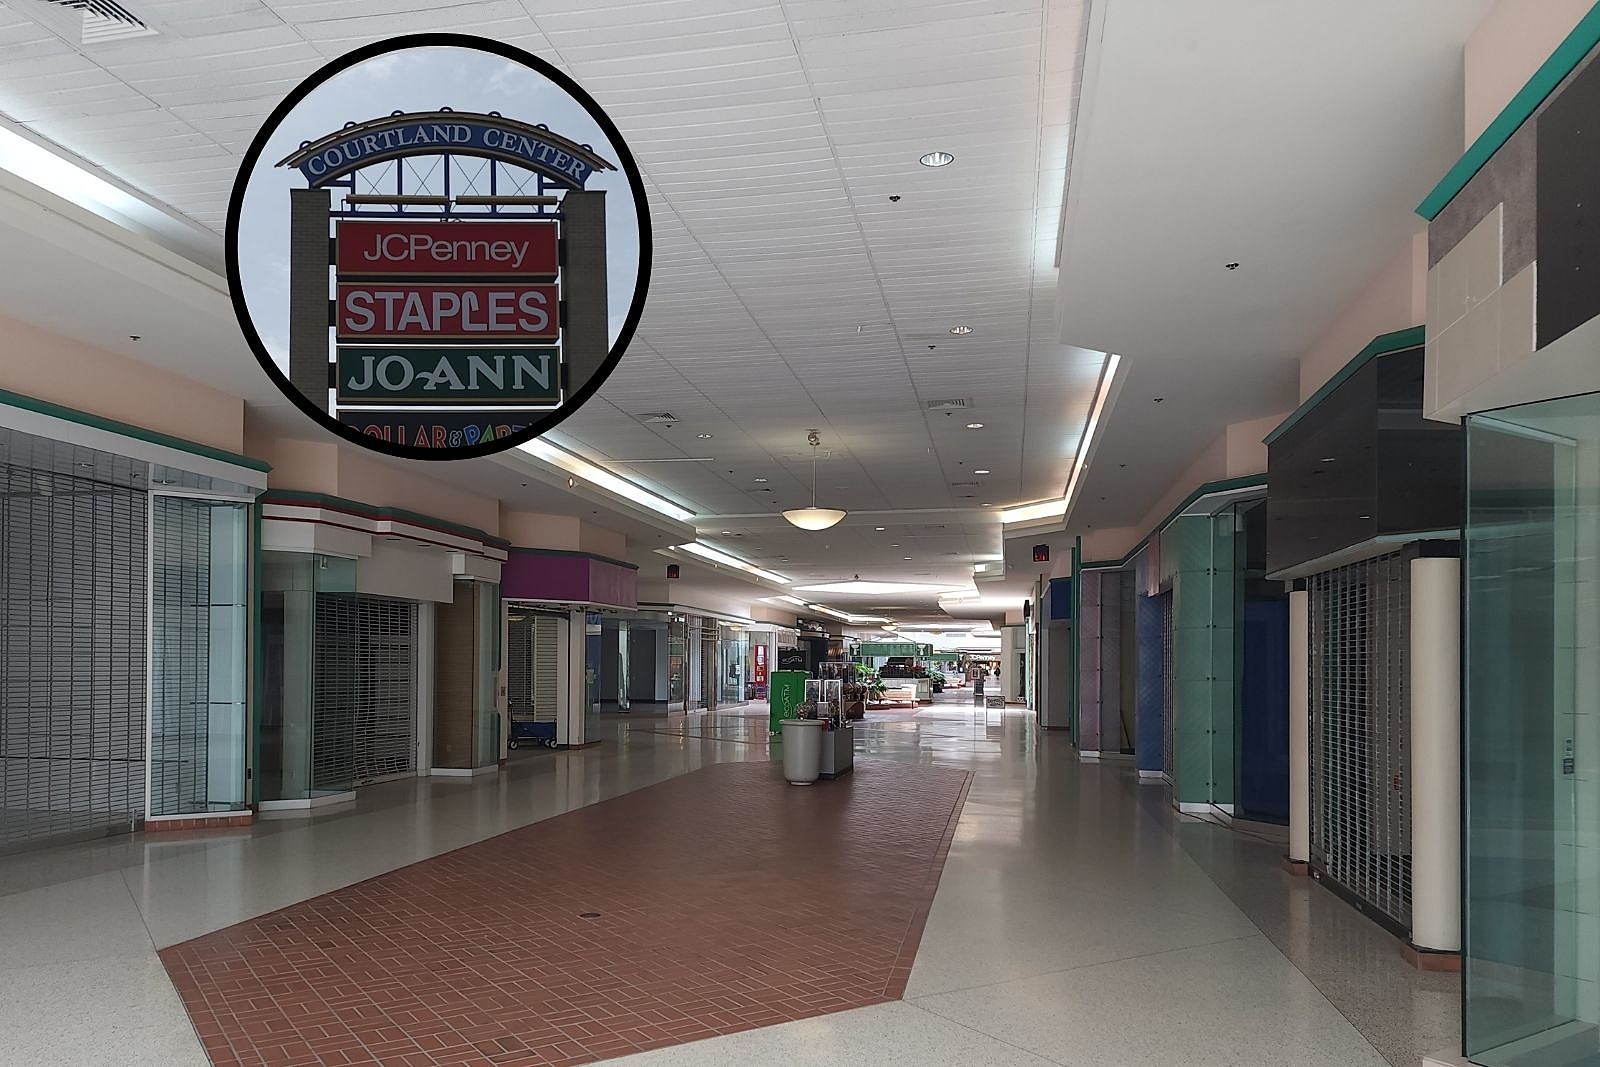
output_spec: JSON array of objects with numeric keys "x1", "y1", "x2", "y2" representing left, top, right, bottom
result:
[{"x1": 783, "y1": 430, "x2": 847, "y2": 531}]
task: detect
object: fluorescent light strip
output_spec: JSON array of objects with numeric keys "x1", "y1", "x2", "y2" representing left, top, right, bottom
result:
[
  {"x1": 999, "y1": 353, "x2": 1121, "y2": 524},
  {"x1": 676, "y1": 541, "x2": 790, "y2": 584},
  {"x1": 998, "y1": 497, "x2": 1069, "y2": 524},
  {"x1": 0, "y1": 123, "x2": 151, "y2": 226},
  {"x1": 1062, "y1": 352, "x2": 1122, "y2": 512},
  {"x1": 519, "y1": 439, "x2": 694, "y2": 522}
]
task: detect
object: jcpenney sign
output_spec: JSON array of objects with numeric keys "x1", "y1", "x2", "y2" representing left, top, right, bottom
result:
[{"x1": 337, "y1": 220, "x2": 557, "y2": 278}]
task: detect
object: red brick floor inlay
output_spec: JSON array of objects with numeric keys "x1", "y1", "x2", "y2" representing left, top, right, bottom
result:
[{"x1": 161, "y1": 759, "x2": 972, "y2": 1067}]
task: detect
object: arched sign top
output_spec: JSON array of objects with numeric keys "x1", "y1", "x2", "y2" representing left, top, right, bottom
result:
[{"x1": 275, "y1": 109, "x2": 617, "y2": 190}]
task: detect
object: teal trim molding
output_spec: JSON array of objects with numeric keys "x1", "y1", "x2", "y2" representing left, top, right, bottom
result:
[
  {"x1": 249, "y1": 503, "x2": 263, "y2": 806},
  {"x1": 1080, "y1": 473, "x2": 1269, "y2": 573},
  {"x1": 261, "y1": 489, "x2": 510, "y2": 549},
  {"x1": 1263, "y1": 327, "x2": 1425, "y2": 447},
  {"x1": 1417, "y1": 0, "x2": 1600, "y2": 220},
  {"x1": 0, "y1": 385, "x2": 271, "y2": 473}
]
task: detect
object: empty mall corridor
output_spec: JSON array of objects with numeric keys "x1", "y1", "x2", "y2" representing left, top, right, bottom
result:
[{"x1": 2, "y1": 696, "x2": 1440, "y2": 1066}]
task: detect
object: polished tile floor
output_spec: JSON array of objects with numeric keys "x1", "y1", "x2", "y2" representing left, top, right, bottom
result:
[{"x1": 0, "y1": 697, "x2": 1452, "y2": 1066}]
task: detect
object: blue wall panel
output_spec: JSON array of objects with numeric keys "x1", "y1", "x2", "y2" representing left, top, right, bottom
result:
[{"x1": 1238, "y1": 599, "x2": 1290, "y2": 822}]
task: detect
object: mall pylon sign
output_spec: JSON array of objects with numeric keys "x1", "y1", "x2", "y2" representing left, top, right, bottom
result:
[
  {"x1": 274, "y1": 111, "x2": 612, "y2": 447},
  {"x1": 225, "y1": 35, "x2": 651, "y2": 460}
]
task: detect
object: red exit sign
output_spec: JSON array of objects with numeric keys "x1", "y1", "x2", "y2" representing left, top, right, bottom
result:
[
  {"x1": 1033, "y1": 544, "x2": 1050, "y2": 563},
  {"x1": 336, "y1": 283, "x2": 559, "y2": 341},
  {"x1": 337, "y1": 220, "x2": 557, "y2": 278}
]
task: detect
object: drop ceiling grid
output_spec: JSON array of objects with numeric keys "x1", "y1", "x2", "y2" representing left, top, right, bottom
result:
[{"x1": 0, "y1": 0, "x2": 1087, "y2": 598}]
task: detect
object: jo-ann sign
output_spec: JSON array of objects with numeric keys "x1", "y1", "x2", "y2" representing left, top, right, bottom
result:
[{"x1": 333, "y1": 217, "x2": 562, "y2": 407}]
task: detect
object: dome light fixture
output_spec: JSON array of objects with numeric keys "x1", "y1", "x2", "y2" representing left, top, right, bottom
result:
[
  {"x1": 919, "y1": 150, "x2": 955, "y2": 168},
  {"x1": 783, "y1": 430, "x2": 847, "y2": 531}
]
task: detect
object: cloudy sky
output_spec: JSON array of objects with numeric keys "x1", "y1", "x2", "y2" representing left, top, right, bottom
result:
[{"x1": 236, "y1": 45, "x2": 644, "y2": 372}]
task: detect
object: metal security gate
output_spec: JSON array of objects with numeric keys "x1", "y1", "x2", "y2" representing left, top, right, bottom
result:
[
  {"x1": 1161, "y1": 591, "x2": 1174, "y2": 781},
  {"x1": 1308, "y1": 550, "x2": 1412, "y2": 933},
  {"x1": 507, "y1": 611, "x2": 561, "y2": 731},
  {"x1": 0, "y1": 463, "x2": 146, "y2": 850},
  {"x1": 312, "y1": 594, "x2": 417, "y2": 789},
  {"x1": 685, "y1": 616, "x2": 715, "y2": 710}
]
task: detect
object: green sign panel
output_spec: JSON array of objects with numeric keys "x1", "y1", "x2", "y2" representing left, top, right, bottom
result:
[
  {"x1": 336, "y1": 346, "x2": 560, "y2": 405},
  {"x1": 768, "y1": 670, "x2": 807, "y2": 735},
  {"x1": 858, "y1": 642, "x2": 931, "y2": 658}
]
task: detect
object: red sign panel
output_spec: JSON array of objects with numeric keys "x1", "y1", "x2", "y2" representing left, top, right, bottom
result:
[
  {"x1": 336, "y1": 283, "x2": 559, "y2": 342},
  {"x1": 336, "y1": 220, "x2": 558, "y2": 278}
]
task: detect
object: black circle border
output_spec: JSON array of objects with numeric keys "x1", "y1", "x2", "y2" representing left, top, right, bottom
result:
[{"x1": 224, "y1": 33, "x2": 652, "y2": 462}]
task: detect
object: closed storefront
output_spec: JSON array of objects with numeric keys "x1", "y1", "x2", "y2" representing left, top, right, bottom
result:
[
  {"x1": 0, "y1": 419, "x2": 262, "y2": 852},
  {"x1": 1307, "y1": 550, "x2": 1412, "y2": 934}
]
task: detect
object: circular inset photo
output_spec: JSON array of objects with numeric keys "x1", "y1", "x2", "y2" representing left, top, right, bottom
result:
[{"x1": 227, "y1": 34, "x2": 650, "y2": 460}]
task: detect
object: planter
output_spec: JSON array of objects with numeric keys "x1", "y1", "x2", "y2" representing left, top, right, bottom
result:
[{"x1": 819, "y1": 724, "x2": 855, "y2": 778}]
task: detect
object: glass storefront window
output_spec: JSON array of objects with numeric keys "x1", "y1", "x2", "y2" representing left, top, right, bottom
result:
[
  {"x1": 668, "y1": 619, "x2": 686, "y2": 708},
  {"x1": 1464, "y1": 392, "x2": 1600, "y2": 1066},
  {"x1": 148, "y1": 496, "x2": 250, "y2": 816},
  {"x1": 476, "y1": 582, "x2": 500, "y2": 766},
  {"x1": 259, "y1": 552, "x2": 358, "y2": 801},
  {"x1": 718, "y1": 625, "x2": 748, "y2": 705}
]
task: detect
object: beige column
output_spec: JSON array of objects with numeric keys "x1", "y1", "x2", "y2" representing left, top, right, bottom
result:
[
  {"x1": 1410, "y1": 556, "x2": 1461, "y2": 954},
  {"x1": 1288, "y1": 587, "x2": 1310, "y2": 869},
  {"x1": 557, "y1": 608, "x2": 588, "y2": 747}
]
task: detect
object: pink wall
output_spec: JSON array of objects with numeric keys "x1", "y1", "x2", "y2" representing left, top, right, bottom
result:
[
  {"x1": 501, "y1": 510, "x2": 582, "y2": 549},
  {"x1": 579, "y1": 522, "x2": 627, "y2": 560},
  {"x1": 1, "y1": 310, "x2": 245, "y2": 453},
  {"x1": 1298, "y1": 233, "x2": 1426, "y2": 402},
  {"x1": 1464, "y1": 0, "x2": 1593, "y2": 144},
  {"x1": 499, "y1": 509, "x2": 628, "y2": 558},
  {"x1": 334, "y1": 449, "x2": 501, "y2": 535},
  {"x1": 242, "y1": 427, "x2": 338, "y2": 494}
]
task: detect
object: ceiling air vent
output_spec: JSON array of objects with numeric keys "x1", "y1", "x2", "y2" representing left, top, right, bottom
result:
[
  {"x1": 32, "y1": 0, "x2": 158, "y2": 43},
  {"x1": 636, "y1": 412, "x2": 677, "y2": 426},
  {"x1": 925, "y1": 398, "x2": 970, "y2": 412}
]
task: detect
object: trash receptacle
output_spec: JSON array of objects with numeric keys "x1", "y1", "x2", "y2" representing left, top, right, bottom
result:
[{"x1": 781, "y1": 718, "x2": 825, "y2": 785}]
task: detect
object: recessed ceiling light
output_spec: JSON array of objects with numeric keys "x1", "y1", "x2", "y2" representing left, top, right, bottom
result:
[
  {"x1": 697, "y1": 433, "x2": 714, "y2": 439},
  {"x1": 981, "y1": 502, "x2": 992, "y2": 507},
  {"x1": 919, "y1": 150, "x2": 955, "y2": 168},
  {"x1": 949, "y1": 325, "x2": 973, "y2": 336},
  {"x1": 973, "y1": 469, "x2": 990, "y2": 475},
  {"x1": 875, "y1": 526, "x2": 885, "y2": 531},
  {"x1": 966, "y1": 422, "x2": 984, "y2": 429},
  {"x1": 754, "y1": 477, "x2": 767, "y2": 482},
  {"x1": 721, "y1": 530, "x2": 732, "y2": 535}
]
